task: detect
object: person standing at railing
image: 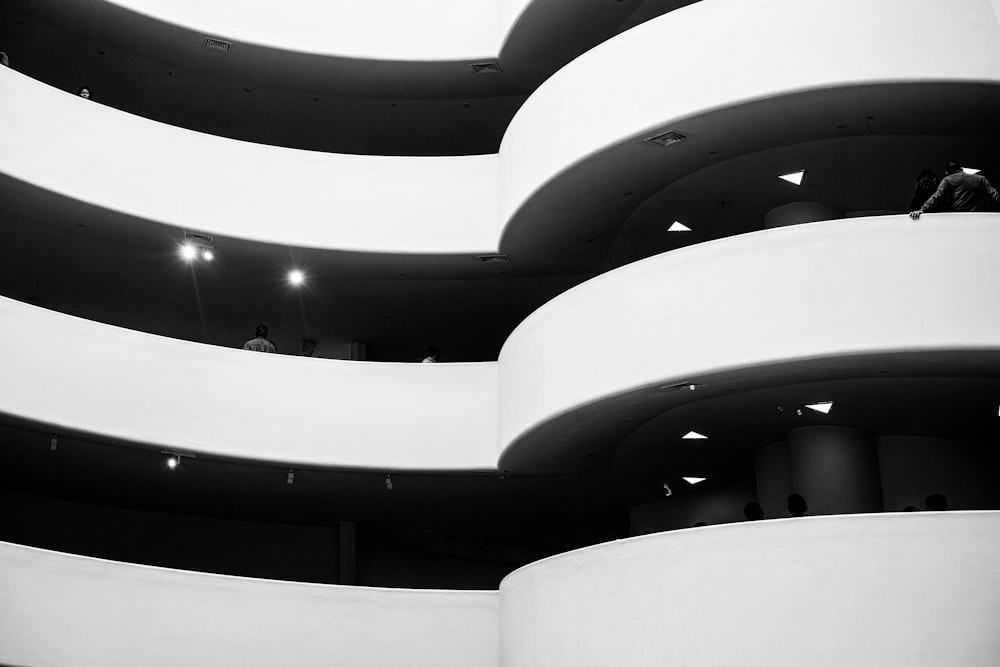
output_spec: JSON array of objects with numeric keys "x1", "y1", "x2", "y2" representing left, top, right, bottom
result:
[
  {"x1": 909, "y1": 161, "x2": 1000, "y2": 219},
  {"x1": 243, "y1": 324, "x2": 277, "y2": 353}
]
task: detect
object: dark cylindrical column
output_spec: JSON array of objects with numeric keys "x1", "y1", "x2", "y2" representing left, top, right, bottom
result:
[
  {"x1": 754, "y1": 440, "x2": 792, "y2": 520},
  {"x1": 787, "y1": 426, "x2": 882, "y2": 515}
]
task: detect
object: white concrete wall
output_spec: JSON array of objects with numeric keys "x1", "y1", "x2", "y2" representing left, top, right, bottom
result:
[
  {"x1": 0, "y1": 541, "x2": 500, "y2": 667},
  {"x1": 104, "y1": 0, "x2": 523, "y2": 60},
  {"x1": 497, "y1": 214, "x2": 1000, "y2": 453},
  {"x1": 6, "y1": 0, "x2": 1000, "y2": 256},
  {"x1": 501, "y1": 511, "x2": 1000, "y2": 666},
  {"x1": 0, "y1": 68, "x2": 499, "y2": 255},
  {"x1": 0, "y1": 297, "x2": 498, "y2": 470}
]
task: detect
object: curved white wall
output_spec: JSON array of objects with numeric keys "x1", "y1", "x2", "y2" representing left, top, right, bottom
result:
[
  {"x1": 0, "y1": 541, "x2": 499, "y2": 667},
  {"x1": 0, "y1": 68, "x2": 500, "y2": 255},
  {"x1": 501, "y1": 512, "x2": 1000, "y2": 666},
  {"x1": 0, "y1": 297, "x2": 498, "y2": 470},
  {"x1": 3, "y1": 217, "x2": 999, "y2": 471},
  {"x1": 6, "y1": 0, "x2": 1000, "y2": 256},
  {"x1": 104, "y1": 0, "x2": 526, "y2": 60},
  {"x1": 497, "y1": 214, "x2": 1000, "y2": 453},
  {"x1": 497, "y1": 0, "x2": 1000, "y2": 221}
]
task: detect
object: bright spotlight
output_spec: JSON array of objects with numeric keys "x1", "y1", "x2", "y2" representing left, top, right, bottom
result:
[
  {"x1": 682, "y1": 476, "x2": 707, "y2": 485},
  {"x1": 201, "y1": 248, "x2": 214, "y2": 261},
  {"x1": 179, "y1": 244, "x2": 198, "y2": 261},
  {"x1": 166, "y1": 456, "x2": 179, "y2": 470},
  {"x1": 962, "y1": 167, "x2": 981, "y2": 175},
  {"x1": 288, "y1": 269, "x2": 305, "y2": 286},
  {"x1": 805, "y1": 401, "x2": 834, "y2": 414}
]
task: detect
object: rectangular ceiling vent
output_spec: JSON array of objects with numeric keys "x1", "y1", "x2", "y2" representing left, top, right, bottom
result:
[
  {"x1": 203, "y1": 37, "x2": 232, "y2": 52},
  {"x1": 644, "y1": 130, "x2": 688, "y2": 148},
  {"x1": 185, "y1": 232, "x2": 214, "y2": 244},
  {"x1": 470, "y1": 62, "x2": 501, "y2": 74},
  {"x1": 477, "y1": 254, "x2": 510, "y2": 263}
]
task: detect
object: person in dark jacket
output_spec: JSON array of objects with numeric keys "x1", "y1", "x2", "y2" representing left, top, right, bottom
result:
[{"x1": 910, "y1": 161, "x2": 1000, "y2": 219}]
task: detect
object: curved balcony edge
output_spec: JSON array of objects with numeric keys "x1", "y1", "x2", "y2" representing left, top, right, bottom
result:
[
  {"x1": 0, "y1": 297, "x2": 499, "y2": 471},
  {"x1": 498, "y1": 214, "x2": 1000, "y2": 470},
  {"x1": 0, "y1": 540, "x2": 499, "y2": 667},
  {"x1": 500, "y1": 511, "x2": 1000, "y2": 667}
]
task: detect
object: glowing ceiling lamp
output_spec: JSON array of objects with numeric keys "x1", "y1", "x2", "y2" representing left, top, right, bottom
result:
[
  {"x1": 805, "y1": 401, "x2": 834, "y2": 414},
  {"x1": 179, "y1": 244, "x2": 198, "y2": 261},
  {"x1": 288, "y1": 269, "x2": 305, "y2": 286},
  {"x1": 778, "y1": 170, "x2": 806, "y2": 186},
  {"x1": 962, "y1": 168, "x2": 981, "y2": 175},
  {"x1": 682, "y1": 476, "x2": 707, "y2": 485},
  {"x1": 682, "y1": 431, "x2": 708, "y2": 440},
  {"x1": 667, "y1": 221, "x2": 692, "y2": 232}
]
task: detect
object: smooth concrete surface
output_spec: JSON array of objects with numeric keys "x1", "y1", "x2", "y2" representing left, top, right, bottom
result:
[
  {"x1": 501, "y1": 511, "x2": 1000, "y2": 666},
  {"x1": 498, "y1": 215, "x2": 1000, "y2": 459},
  {"x1": 0, "y1": 67, "x2": 500, "y2": 255},
  {"x1": 6, "y1": 0, "x2": 1000, "y2": 255},
  {"x1": 0, "y1": 297, "x2": 498, "y2": 470},
  {"x1": 0, "y1": 541, "x2": 500, "y2": 667},
  {"x1": 102, "y1": 0, "x2": 512, "y2": 60}
]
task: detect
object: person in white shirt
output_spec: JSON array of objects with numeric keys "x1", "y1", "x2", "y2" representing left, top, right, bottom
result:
[{"x1": 243, "y1": 324, "x2": 277, "y2": 353}]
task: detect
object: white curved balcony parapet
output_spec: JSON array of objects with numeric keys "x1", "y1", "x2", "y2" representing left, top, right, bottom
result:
[
  {"x1": 101, "y1": 0, "x2": 523, "y2": 62},
  {"x1": 0, "y1": 298, "x2": 498, "y2": 471},
  {"x1": 5, "y1": 0, "x2": 1000, "y2": 257},
  {"x1": 2, "y1": 216, "x2": 998, "y2": 472},
  {"x1": 0, "y1": 541, "x2": 499, "y2": 667},
  {"x1": 498, "y1": 215, "x2": 1000, "y2": 469},
  {"x1": 0, "y1": 68, "x2": 500, "y2": 255},
  {"x1": 501, "y1": 512, "x2": 1000, "y2": 667},
  {"x1": 498, "y1": 0, "x2": 1000, "y2": 227}
]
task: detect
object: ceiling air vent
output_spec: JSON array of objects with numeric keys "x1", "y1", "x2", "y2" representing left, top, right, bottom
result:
[
  {"x1": 478, "y1": 254, "x2": 510, "y2": 263},
  {"x1": 185, "y1": 232, "x2": 214, "y2": 244},
  {"x1": 644, "y1": 130, "x2": 688, "y2": 148},
  {"x1": 203, "y1": 37, "x2": 232, "y2": 52},
  {"x1": 470, "y1": 62, "x2": 501, "y2": 74}
]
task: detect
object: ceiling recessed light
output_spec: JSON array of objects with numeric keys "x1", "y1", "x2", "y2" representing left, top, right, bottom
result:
[
  {"x1": 166, "y1": 456, "x2": 178, "y2": 470},
  {"x1": 682, "y1": 476, "x2": 706, "y2": 485},
  {"x1": 779, "y1": 170, "x2": 806, "y2": 186},
  {"x1": 682, "y1": 431, "x2": 707, "y2": 440},
  {"x1": 805, "y1": 401, "x2": 834, "y2": 414},
  {"x1": 179, "y1": 244, "x2": 198, "y2": 261},
  {"x1": 200, "y1": 249, "x2": 214, "y2": 261},
  {"x1": 962, "y1": 167, "x2": 981, "y2": 175},
  {"x1": 667, "y1": 221, "x2": 691, "y2": 232},
  {"x1": 288, "y1": 269, "x2": 305, "y2": 286}
]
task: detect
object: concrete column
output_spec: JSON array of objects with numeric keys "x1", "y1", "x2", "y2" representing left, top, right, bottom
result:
[
  {"x1": 754, "y1": 440, "x2": 792, "y2": 520},
  {"x1": 787, "y1": 426, "x2": 882, "y2": 516},
  {"x1": 756, "y1": 427, "x2": 883, "y2": 517}
]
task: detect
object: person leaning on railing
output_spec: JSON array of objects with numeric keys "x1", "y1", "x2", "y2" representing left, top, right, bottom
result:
[{"x1": 910, "y1": 161, "x2": 1000, "y2": 219}]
